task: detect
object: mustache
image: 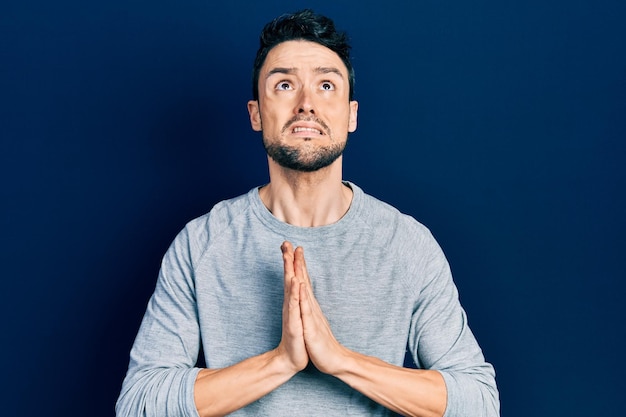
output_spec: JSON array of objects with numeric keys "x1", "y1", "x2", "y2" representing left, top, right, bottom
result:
[{"x1": 281, "y1": 115, "x2": 330, "y2": 135}]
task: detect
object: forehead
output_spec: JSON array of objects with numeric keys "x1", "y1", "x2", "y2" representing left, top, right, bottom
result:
[{"x1": 261, "y1": 40, "x2": 348, "y2": 78}]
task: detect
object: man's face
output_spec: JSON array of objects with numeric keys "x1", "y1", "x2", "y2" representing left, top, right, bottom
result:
[{"x1": 248, "y1": 40, "x2": 358, "y2": 172}]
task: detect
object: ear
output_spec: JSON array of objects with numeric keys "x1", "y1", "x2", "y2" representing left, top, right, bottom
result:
[
  {"x1": 247, "y1": 100, "x2": 262, "y2": 132},
  {"x1": 348, "y1": 100, "x2": 358, "y2": 133}
]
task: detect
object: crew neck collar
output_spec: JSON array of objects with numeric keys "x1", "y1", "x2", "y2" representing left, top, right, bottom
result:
[{"x1": 249, "y1": 181, "x2": 362, "y2": 241}]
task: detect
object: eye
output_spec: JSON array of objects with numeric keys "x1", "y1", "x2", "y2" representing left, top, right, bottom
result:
[
  {"x1": 276, "y1": 81, "x2": 293, "y2": 91},
  {"x1": 320, "y1": 81, "x2": 335, "y2": 91}
]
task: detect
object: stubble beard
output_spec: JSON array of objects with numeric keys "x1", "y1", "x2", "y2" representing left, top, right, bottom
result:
[
  {"x1": 262, "y1": 115, "x2": 348, "y2": 172},
  {"x1": 263, "y1": 137, "x2": 347, "y2": 172}
]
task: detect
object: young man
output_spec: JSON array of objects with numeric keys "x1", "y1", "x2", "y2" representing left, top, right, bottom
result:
[{"x1": 117, "y1": 10, "x2": 499, "y2": 417}]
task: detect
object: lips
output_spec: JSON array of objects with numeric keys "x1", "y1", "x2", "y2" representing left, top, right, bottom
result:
[
  {"x1": 282, "y1": 116, "x2": 329, "y2": 136},
  {"x1": 293, "y1": 126, "x2": 323, "y2": 135}
]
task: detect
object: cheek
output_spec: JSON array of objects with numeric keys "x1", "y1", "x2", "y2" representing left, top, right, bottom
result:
[
  {"x1": 259, "y1": 110, "x2": 289, "y2": 135},
  {"x1": 328, "y1": 104, "x2": 352, "y2": 126},
  {"x1": 261, "y1": 97, "x2": 291, "y2": 119}
]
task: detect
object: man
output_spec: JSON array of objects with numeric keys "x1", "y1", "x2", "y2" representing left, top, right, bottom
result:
[{"x1": 116, "y1": 9, "x2": 499, "y2": 417}]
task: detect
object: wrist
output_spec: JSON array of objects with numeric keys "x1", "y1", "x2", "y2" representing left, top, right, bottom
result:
[
  {"x1": 318, "y1": 344, "x2": 355, "y2": 377},
  {"x1": 270, "y1": 346, "x2": 306, "y2": 376}
]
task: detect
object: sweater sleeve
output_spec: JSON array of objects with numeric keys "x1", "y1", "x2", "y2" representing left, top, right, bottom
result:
[
  {"x1": 407, "y1": 232, "x2": 500, "y2": 417},
  {"x1": 116, "y1": 225, "x2": 203, "y2": 417}
]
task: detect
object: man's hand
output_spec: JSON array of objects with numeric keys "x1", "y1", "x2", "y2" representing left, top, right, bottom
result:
[
  {"x1": 283, "y1": 242, "x2": 349, "y2": 376},
  {"x1": 275, "y1": 242, "x2": 309, "y2": 373},
  {"x1": 280, "y1": 243, "x2": 448, "y2": 417}
]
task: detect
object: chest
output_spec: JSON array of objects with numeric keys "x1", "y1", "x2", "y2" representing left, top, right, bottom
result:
[{"x1": 194, "y1": 238, "x2": 418, "y2": 368}]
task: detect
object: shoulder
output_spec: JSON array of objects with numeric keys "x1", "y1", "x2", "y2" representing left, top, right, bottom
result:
[
  {"x1": 188, "y1": 189, "x2": 253, "y2": 233},
  {"x1": 350, "y1": 184, "x2": 450, "y2": 291},
  {"x1": 354, "y1": 184, "x2": 434, "y2": 246},
  {"x1": 171, "y1": 188, "x2": 257, "y2": 262},
  {"x1": 352, "y1": 183, "x2": 447, "y2": 270}
]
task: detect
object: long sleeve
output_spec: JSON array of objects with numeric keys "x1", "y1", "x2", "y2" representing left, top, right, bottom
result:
[
  {"x1": 406, "y1": 233, "x2": 499, "y2": 417},
  {"x1": 116, "y1": 226, "x2": 202, "y2": 417}
]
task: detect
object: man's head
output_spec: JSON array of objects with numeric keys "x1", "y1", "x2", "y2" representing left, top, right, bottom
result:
[
  {"x1": 247, "y1": 10, "x2": 358, "y2": 174},
  {"x1": 252, "y1": 9, "x2": 355, "y2": 102}
]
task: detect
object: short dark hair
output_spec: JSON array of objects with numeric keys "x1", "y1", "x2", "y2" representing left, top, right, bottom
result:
[{"x1": 252, "y1": 9, "x2": 355, "y2": 101}]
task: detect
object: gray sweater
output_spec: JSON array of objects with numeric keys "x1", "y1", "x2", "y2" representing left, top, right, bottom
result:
[{"x1": 116, "y1": 182, "x2": 499, "y2": 416}]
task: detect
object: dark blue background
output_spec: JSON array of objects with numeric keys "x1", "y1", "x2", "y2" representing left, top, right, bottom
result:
[{"x1": 2, "y1": 1, "x2": 624, "y2": 415}]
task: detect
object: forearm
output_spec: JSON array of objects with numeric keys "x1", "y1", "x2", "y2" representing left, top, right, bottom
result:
[
  {"x1": 194, "y1": 348, "x2": 299, "y2": 417},
  {"x1": 334, "y1": 349, "x2": 446, "y2": 417}
]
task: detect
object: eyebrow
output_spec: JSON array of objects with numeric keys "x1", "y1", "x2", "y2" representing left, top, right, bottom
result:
[
  {"x1": 266, "y1": 67, "x2": 295, "y2": 78},
  {"x1": 314, "y1": 67, "x2": 344, "y2": 78},
  {"x1": 265, "y1": 66, "x2": 344, "y2": 79}
]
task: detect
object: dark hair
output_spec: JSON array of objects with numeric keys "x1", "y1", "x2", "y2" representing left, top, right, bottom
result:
[{"x1": 252, "y1": 9, "x2": 355, "y2": 101}]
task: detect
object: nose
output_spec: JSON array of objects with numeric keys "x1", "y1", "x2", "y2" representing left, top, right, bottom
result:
[{"x1": 295, "y1": 88, "x2": 315, "y2": 115}]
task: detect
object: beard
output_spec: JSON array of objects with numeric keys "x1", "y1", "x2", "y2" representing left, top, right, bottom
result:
[
  {"x1": 263, "y1": 137, "x2": 347, "y2": 172},
  {"x1": 262, "y1": 115, "x2": 348, "y2": 172}
]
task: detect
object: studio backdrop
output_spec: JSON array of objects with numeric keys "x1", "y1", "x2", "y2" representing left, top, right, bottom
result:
[{"x1": 1, "y1": 1, "x2": 624, "y2": 415}]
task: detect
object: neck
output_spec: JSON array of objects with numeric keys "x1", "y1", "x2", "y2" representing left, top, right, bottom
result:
[{"x1": 260, "y1": 157, "x2": 353, "y2": 227}]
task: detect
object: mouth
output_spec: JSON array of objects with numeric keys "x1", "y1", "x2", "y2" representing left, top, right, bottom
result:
[
  {"x1": 292, "y1": 126, "x2": 323, "y2": 135},
  {"x1": 282, "y1": 116, "x2": 329, "y2": 137}
]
